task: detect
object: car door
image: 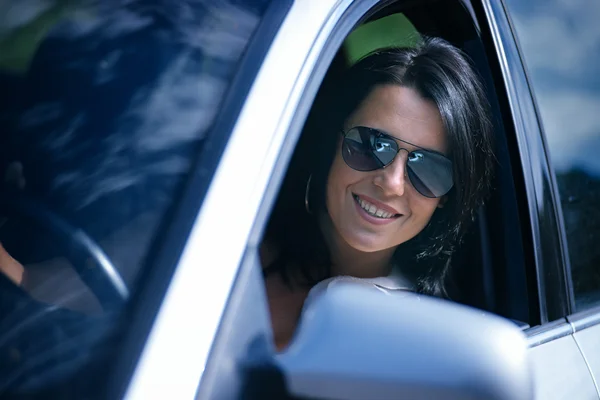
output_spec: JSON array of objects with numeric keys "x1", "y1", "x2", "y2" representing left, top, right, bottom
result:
[{"x1": 483, "y1": 0, "x2": 600, "y2": 398}]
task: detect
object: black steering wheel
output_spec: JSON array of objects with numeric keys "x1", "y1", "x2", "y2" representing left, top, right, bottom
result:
[{"x1": 0, "y1": 192, "x2": 128, "y2": 310}]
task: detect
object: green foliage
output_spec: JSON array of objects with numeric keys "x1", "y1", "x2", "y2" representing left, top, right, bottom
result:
[{"x1": 343, "y1": 13, "x2": 421, "y2": 65}]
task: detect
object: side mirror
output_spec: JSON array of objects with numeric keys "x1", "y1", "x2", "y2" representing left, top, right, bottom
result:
[{"x1": 275, "y1": 282, "x2": 532, "y2": 400}]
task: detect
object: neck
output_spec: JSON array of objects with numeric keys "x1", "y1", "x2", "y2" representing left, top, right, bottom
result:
[{"x1": 319, "y1": 212, "x2": 396, "y2": 278}]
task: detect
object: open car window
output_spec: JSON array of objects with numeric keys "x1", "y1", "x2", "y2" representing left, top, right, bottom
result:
[{"x1": 201, "y1": 0, "x2": 536, "y2": 398}]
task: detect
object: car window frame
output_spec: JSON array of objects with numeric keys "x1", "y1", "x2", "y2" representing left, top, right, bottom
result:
[
  {"x1": 202, "y1": 0, "x2": 570, "y2": 373},
  {"x1": 99, "y1": 1, "x2": 294, "y2": 398},
  {"x1": 499, "y1": 0, "x2": 600, "y2": 316},
  {"x1": 477, "y1": 0, "x2": 576, "y2": 326}
]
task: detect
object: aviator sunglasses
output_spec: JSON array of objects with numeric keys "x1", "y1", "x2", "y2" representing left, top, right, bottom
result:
[{"x1": 341, "y1": 126, "x2": 454, "y2": 198}]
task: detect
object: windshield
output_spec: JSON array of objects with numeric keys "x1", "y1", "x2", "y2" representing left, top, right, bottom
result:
[{"x1": 0, "y1": 0, "x2": 270, "y2": 397}]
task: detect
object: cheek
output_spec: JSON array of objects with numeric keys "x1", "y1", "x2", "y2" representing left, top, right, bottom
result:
[
  {"x1": 326, "y1": 153, "x2": 348, "y2": 211},
  {"x1": 325, "y1": 150, "x2": 365, "y2": 215},
  {"x1": 408, "y1": 195, "x2": 441, "y2": 224},
  {"x1": 387, "y1": 197, "x2": 440, "y2": 248}
]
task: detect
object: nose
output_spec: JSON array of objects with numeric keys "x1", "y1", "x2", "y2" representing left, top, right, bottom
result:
[{"x1": 373, "y1": 150, "x2": 408, "y2": 196}]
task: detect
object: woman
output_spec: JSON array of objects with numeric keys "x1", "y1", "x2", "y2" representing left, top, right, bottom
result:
[{"x1": 262, "y1": 37, "x2": 494, "y2": 350}]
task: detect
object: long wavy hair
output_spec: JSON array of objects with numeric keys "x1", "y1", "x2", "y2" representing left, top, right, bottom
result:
[{"x1": 264, "y1": 37, "x2": 494, "y2": 298}]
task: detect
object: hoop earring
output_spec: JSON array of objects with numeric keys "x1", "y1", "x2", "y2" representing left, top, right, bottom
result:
[{"x1": 304, "y1": 174, "x2": 313, "y2": 214}]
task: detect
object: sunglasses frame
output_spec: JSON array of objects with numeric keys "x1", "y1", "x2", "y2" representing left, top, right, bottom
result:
[{"x1": 340, "y1": 126, "x2": 454, "y2": 198}]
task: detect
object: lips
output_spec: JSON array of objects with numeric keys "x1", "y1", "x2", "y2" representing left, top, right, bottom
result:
[{"x1": 352, "y1": 193, "x2": 401, "y2": 219}]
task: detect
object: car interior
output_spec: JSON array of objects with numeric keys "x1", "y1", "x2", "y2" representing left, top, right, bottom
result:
[{"x1": 259, "y1": 0, "x2": 536, "y2": 332}]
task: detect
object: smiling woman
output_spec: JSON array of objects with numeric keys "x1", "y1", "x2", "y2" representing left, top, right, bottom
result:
[{"x1": 261, "y1": 37, "x2": 495, "y2": 351}]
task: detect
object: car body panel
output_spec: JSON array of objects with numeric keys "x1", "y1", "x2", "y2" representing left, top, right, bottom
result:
[
  {"x1": 529, "y1": 335, "x2": 597, "y2": 399},
  {"x1": 574, "y1": 326, "x2": 600, "y2": 394}
]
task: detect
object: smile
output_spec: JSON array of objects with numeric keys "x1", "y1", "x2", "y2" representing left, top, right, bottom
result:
[{"x1": 352, "y1": 194, "x2": 400, "y2": 219}]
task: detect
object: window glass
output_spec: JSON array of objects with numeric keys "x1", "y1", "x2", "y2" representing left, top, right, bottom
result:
[
  {"x1": 504, "y1": 0, "x2": 600, "y2": 311},
  {"x1": 0, "y1": 0, "x2": 270, "y2": 396}
]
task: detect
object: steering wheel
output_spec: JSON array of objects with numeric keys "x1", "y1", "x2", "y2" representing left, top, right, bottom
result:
[{"x1": 0, "y1": 192, "x2": 129, "y2": 310}]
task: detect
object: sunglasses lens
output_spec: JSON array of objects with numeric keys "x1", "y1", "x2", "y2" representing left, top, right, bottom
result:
[
  {"x1": 342, "y1": 127, "x2": 397, "y2": 171},
  {"x1": 342, "y1": 128, "x2": 379, "y2": 171},
  {"x1": 407, "y1": 151, "x2": 453, "y2": 198}
]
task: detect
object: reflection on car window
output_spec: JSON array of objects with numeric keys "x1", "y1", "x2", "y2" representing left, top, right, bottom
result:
[
  {"x1": 0, "y1": 0, "x2": 270, "y2": 397},
  {"x1": 504, "y1": 0, "x2": 600, "y2": 311}
]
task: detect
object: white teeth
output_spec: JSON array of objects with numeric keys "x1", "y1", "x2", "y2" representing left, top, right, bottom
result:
[{"x1": 355, "y1": 195, "x2": 395, "y2": 219}]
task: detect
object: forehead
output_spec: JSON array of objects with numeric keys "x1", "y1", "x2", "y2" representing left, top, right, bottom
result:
[{"x1": 346, "y1": 84, "x2": 447, "y2": 153}]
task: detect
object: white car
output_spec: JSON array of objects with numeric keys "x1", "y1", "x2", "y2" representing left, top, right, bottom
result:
[{"x1": 0, "y1": 0, "x2": 598, "y2": 399}]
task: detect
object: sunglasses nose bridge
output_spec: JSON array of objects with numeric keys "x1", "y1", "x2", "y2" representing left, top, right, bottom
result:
[
  {"x1": 382, "y1": 147, "x2": 409, "y2": 169},
  {"x1": 376, "y1": 150, "x2": 409, "y2": 196}
]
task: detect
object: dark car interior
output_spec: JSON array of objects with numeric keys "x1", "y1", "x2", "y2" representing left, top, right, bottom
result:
[{"x1": 399, "y1": 0, "x2": 535, "y2": 326}]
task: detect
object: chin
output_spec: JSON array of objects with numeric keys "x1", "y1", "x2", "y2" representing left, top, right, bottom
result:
[{"x1": 341, "y1": 231, "x2": 389, "y2": 253}]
